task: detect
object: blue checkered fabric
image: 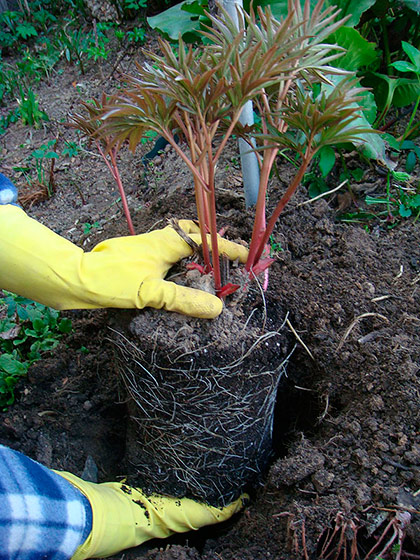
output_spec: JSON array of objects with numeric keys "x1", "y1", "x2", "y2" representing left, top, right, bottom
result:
[
  {"x1": 0, "y1": 444, "x2": 92, "y2": 560},
  {"x1": 0, "y1": 173, "x2": 19, "y2": 206}
]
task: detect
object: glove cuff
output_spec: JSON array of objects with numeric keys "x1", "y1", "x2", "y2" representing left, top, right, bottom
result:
[{"x1": 56, "y1": 471, "x2": 154, "y2": 560}]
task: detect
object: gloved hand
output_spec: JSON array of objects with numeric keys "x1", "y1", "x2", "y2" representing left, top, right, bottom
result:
[
  {"x1": 0, "y1": 205, "x2": 248, "y2": 318},
  {"x1": 57, "y1": 471, "x2": 248, "y2": 560}
]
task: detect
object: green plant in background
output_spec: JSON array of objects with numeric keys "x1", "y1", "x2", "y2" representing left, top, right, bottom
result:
[
  {"x1": 97, "y1": 1, "x2": 373, "y2": 296},
  {"x1": 54, "y1": 24, "x2": 90, "y2": 74},
  {"x1": 269, "y1": 235, "x2": 283, "y2": 257},
  {"x1": 30, "y1": 140, "x2": 59, "y2": 196},
  {"x1": 400, "y1": 140, "x2": 420, "y2": 173},
  {"x1": 17, "y1": 87, "x2": 49, "y2": 128},
  {"x1": 338, "y1": 170, "x2": 420, "y2": 226},
  {"x1": 0, "y1": 10, "x2": 38, "y2": 47},
  {"x1": 117, "y1": 0, "x2": 148, "y2": 19},
  {"x1": 126, "y1": 27, "x2": 146, "y2": 44},
  {"x1": 83, "y1": 221, "x2": 100, "y2": 234},
  {"x1": 0, "y1": 291, "x2": 72, "y2": 409},
  {"x1": 16, "y1": 46, "x2": 60, "y2": 84},
  {"x1": 62, "y1": 140, "x2": 80, "y2": 158},
  {"x1": 0, "y1": 58, "x2": 21, "y2": 103},
  {"x1": 388, "y1": 41, "x2": 420, "y2": 143},
  {"x1": 0, "y1": 108, "x2": 19, "y2": 135},
  {"x1": 15, "y1": 140, "x2": 59, "y2": 197},
  {"x1": 86, "y1": 22, "x2": 112, "y2": 63}
]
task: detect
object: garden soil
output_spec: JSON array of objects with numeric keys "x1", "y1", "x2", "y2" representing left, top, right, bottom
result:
[{"x1": 0, "y1": 32, "x2": 419, "y2": 559}]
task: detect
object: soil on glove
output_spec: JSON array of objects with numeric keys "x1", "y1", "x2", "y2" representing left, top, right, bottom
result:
[{"x1": 0, "y1": 28, "x2": 419, "y2": 560}]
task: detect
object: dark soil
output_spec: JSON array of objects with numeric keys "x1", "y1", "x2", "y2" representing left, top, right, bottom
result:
[{"x1": 0, "y1": 28, "x2": 419, "y2": 560}]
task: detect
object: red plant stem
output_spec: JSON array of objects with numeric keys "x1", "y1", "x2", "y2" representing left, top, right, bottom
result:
[
  {"x1": 96, "y1": 141, "x2": 135, "y2": 235},
  {"x1": 193, "y1": 175, "x2": 212, "y2": 271},
  {"x1": 245, "y1": 147, "x2": 278, "y2": 271},
  {"x1": 109, "y1": 149, "x2": 136, "y2": 235},
  {"x1": 206, "y1": 157, "x2": 222, "y2": 294},
  {"x1": 161, "y1": 122, "x2": 215, "y2": 273},
  {"x1": 162, "y1": 130, "x2": 209, "y2": 193},
  {"x1": 250, "y1": 157, "x2": 311, "y2": 268}
]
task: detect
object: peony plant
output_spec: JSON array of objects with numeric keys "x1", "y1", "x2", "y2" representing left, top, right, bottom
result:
[{"x1": 83, "y1": 0, "x2": 373, "y2": 296}]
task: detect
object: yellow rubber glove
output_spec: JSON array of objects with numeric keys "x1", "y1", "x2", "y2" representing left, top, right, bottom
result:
[
  {"x1": 0, "y1": 205, "x2": 248, "y2": 318},
  {"x1": 55, "y1": 471, "x2": 247, "y2": 560}
]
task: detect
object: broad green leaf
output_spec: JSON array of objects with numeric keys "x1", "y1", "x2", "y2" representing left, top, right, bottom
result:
[
  {"x1": 32, "y1": 317, "x2": 46, "y2": 332},
  {"x1": 327, "y1": 27, "x2": 378, "y2": 71},
  {"x1": 147, "y1": 1, "x2": 205, "y2": 39},
  {"x1": 322, "y1": 75, "x2": 392, "y2": 168},
  {"x1": 324, "y1": 0, "x2": 376, "y2": 27},
  {"x1": 358, "y1": 90, "x2": 377, "y2": 124},
  {"x1": 401, "y1": 0, "x2": 420, "y2": 13},
  {"x1": 369, "y1": 73, "x2": 420, "y2": 109},
  {"x1": 393, "y1": 80, "x2": 420, "y2": 107},
  {"x1": 255, "y1": 0, "x2": 327, "y2": 21}
]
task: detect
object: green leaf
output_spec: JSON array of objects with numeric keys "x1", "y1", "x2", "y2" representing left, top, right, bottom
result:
[
  {"x1": 318, "y1": 146, "x2": 335, "y2": 177},
  {"x1": 399, "y1": 204, "x2": 412, "y2": 217},
  {"x1": 369, "y1": 73, "x2": 420, "y2": 109},
  {"x1": 365, "y1": 196, "x2": 389, "y2": 205},
  {"x1": 16, "y1": 22, "x2": 37, "y2": 39},
  {"x1": 392, "y1": 171, "x2": 411, "y2": 182},
  {"x1": 147, "y1": 1, "x2": 205, "y2": 40},
  {"x1": 255, "y1": 0, "x2": 325, "y2": 21},
  {"x1": 351, "y1": 168, "x2": 365, "y2": 182},
  {"x1": 324, "y1": 0, "x2": 376, "y2": 27},
  {"x1": 0, "y1": 354, "x2": 28, "y2": 376},
  {"x1": 383, "y1": 133, "x2": 401, "y2": 151},
  {"x1": 58, "y1": 318, "x2": 72, "y2": 333},
  {"x1": 32, "y1": 317, "x2": 46, "y2": 332},
  {"x1": 401, "y1": 41, "x2": 420, "y2": 70},
  {"x1": 321, "y1": 75, "x2": 392, "y2": 168},
  {"x1": 410, "y1": 194, "x2": 420, "y2": 208},
  {"x1": 391, "y1": 61, "x2": 417, "y2": 74},
  {"x1": 327, "y1": 27, "x2": 378, "y2": 71},
  {"x1": 400, "y1": 0, "x2": 420, "y2": 13},
  {"x1": 44, "y1": 151, "x2": 59, "y2": 159}
]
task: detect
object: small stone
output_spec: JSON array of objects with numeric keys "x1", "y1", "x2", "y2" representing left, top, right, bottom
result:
[
  {"x1": 81, "y1": 455, "x2": 98, "y2": 483},
  {"x1": 364, "y1": 282, "x2": 375, "y2": 295},
  {"x1": 83, "y1": 400, "x2": 93, "y2": 411}
]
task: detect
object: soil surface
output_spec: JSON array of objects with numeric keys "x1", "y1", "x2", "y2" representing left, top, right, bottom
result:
[{"x1": 0, "y1": 29, "x2": 419, "y2": 560}]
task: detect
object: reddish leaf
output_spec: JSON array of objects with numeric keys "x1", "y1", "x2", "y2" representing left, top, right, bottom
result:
[
  {"x1": 218, "y1": 283, "x2": 240, "y2": 298},
  {"x1": 250, "y1": 258, "x2": 275, "y2": 276},
  {"x1": 186, "y1": 262, "x2": 207, "y2": 274}
]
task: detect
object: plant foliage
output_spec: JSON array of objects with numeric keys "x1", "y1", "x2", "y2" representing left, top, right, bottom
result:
[
  {"x1": 0, "y1": 292, "x2": 72, "y2": 409},
  {"x1": 90, "y1": 0, "x2": 374, "y2": 295}
]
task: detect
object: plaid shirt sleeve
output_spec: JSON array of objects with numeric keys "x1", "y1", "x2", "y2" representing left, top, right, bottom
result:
[{"x1": 0, "y1": 444, "x2": 92, "y2": 560}]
